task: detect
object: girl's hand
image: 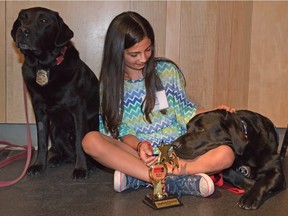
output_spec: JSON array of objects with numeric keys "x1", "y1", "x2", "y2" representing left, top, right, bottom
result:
[
  {"x1": 137, "y1": 141, "x2": 158, "y2": 166},
  {"x1": 196, "y1": 105, "x2": 236, "y2": 115},
  {"x1": 216, "y1": 105, "x2": 236, "y2": 113}
]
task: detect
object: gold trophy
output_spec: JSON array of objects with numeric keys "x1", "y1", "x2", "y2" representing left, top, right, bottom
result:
[{"x1": 143, "y1": 143, "x2": 183, "y2": 209}]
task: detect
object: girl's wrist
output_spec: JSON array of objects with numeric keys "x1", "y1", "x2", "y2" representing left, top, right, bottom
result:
[{"x1": 137, "y1": 140, "x2": 153, "y2": 155}]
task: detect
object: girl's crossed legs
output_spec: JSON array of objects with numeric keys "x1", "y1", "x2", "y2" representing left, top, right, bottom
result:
[{"x1": 82, "y1": 131, "x2": 235, "y2": 181}]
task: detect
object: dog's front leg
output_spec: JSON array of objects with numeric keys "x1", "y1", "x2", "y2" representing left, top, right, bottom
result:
[
  {"x1": 237, "y1": 159, "x2": 286, "y2": 210},
  {"x1": 72, "y1": 108, "x2": 88, "y2": 180},
  {"x1": 27, "y1": 104, "x2": 50, "y2": 176}
]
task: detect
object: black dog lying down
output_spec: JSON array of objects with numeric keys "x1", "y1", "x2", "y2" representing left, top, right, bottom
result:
[
  {"x1": 11, "y1": 7, "x2": 99, "y2": 179},
  {"x1": 173, "y1": 109, "x2": 287, "y2": 210}
]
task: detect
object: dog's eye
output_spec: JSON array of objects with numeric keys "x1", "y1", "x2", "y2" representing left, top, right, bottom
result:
[
  {"x1": 195, "y1": 126, "x2": 205, "y2": 133},
  {"x1": 40, "y1": 19, "x2": 48, "y2": 23},
  {"x1": 19, "y1": 13, "x2": 28, "y2": 21}
]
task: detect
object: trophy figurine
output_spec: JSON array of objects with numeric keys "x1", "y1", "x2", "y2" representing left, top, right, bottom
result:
[{"x1": 143, "y1": 143, "x2": 183, "y2": 209}]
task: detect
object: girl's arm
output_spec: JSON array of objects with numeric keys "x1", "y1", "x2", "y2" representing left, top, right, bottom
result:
[
  {"x1": 120, "y1": 134, "x2": 140, "y2": 150},
  {"x1": 120, "y1": 134, "x2": 157, "y2": 166}
]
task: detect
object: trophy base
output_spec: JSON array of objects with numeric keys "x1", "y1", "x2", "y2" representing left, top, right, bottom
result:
[{"x1": 143, "y1": 193, "x2": 183, "y2": 210}]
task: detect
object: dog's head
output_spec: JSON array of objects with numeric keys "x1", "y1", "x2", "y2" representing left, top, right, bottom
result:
[
  {"x1": 11, "y1": 7, "x2": 73, "y2": 55},
  {"x1": 172, "y1": 109, "x2": 248, "y2": 159}
]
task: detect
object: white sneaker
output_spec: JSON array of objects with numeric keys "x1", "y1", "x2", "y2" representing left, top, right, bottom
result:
[
  {"x1": 114, "y1": 170, "x2": 127, "y2": 192},
  {"x1": 197, "y1": 173, "x2": 215, "y2": 197},
  {"x1": 114, "y1": 170, "x2": 149, "y2": 192}
]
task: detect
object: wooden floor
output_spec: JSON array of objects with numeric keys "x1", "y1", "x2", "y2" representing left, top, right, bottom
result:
[{"x1": 0, "y1": 150, "x2": 287, "y2": 216}]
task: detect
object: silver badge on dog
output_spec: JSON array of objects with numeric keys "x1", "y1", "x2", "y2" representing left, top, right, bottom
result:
[{"x1": 36, "y1": 69, "x2": 49, "y2": 86}]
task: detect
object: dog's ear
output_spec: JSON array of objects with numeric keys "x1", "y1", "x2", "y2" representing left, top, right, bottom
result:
[
  {"x1": 229, "y1": 124, "x2": 248, "y2": 155},
  {"x1": 11, "y1": 10, "x2": 24, "y2": 42},
  {"x1": 226, "y1": 113, "x2": 249, "y2": 155},
  {"x1": 55, "y1": 13, "x2": 74, "y2": 47}
]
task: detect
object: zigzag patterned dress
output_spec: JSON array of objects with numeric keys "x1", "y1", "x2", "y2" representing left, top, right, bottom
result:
[{"x1": 100, "y1": 59, "x2": 197, "y2": 153}]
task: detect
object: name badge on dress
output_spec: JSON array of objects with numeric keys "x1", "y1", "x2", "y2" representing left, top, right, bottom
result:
[{"x1": 152, "y1": 90, "x2": 169, "y2": 112}]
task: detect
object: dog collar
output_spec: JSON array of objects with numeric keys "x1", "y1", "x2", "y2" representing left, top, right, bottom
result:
[
  {"x1": 55, "y1": 46, "x2": 67, "y2": 65},
  {"x1": 35, "y1": 46, "x2": 67, "y2": 86},
  {"x1": 241, "y1": 120, "x2": 248, "y2": 139}
]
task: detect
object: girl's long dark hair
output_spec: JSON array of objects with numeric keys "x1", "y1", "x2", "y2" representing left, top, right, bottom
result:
[{"x1": 100, "y1": 11, "x2": 166, "y2": 138}]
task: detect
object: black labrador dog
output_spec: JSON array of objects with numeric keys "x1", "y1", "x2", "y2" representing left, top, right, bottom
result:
[
  {"x1": 172, "y1": 109, "x2": 287, "y2": 210},
  {"x1": 11, "y1": 7, "x2": 99, "y2": 179}
]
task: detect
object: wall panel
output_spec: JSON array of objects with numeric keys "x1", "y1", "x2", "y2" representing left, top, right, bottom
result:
[
  {"x1": 2, "y1": 1, "x2": 287, "y2": 127},
  {"x1": 0, "y1": 1, "x2": 5, "y2": 122},
  {"x1": 179, "y1": 1, "x2": 218, "y2": 109},
  {"x1": 249, "y1": 1, "x2": 288, "y2": 127},
  {"x1": 165, "y1": 1, "x2": 181, "y2": 63},
  {"x1": 214, "y1": 1, "x2": 252, "y2": 109}
]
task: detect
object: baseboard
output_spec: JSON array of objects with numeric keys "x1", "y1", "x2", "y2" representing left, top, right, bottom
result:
[{"x1": 0, "y1": 124, "x2": 37, "y2": 147}]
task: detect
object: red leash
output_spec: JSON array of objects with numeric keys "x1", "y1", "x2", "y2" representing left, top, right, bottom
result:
[
  {"x1": 210, "y1": 173, "x2": 245, "y2": 195},
  {"x1": 0, "y1": 82, "x2": 33, "y2": 187}
]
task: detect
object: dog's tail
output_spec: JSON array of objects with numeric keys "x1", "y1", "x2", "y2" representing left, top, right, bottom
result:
[{"x1": 280, "y1": 125, "x2": 288, "y2": 160}]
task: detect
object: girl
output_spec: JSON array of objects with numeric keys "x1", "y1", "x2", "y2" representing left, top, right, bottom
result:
[{"x1": 82, "y1": 11, "x2": 235, "y2": 197}]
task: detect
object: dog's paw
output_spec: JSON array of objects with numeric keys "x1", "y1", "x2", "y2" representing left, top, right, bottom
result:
[
  {"x1": 48, "y1": 156, "x2": 64, "y2": 168},
  {"x1": 72, "y1": 168, "x2": 89, "y2": 180},
  {"x1": 237, "y1": 193, "x2": 261, "y2": 210},
  {"x1": 27, "y1": 164, "x2": 46, "y2": 176}
]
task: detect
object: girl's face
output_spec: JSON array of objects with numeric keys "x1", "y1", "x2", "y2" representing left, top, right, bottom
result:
[{"x1": 124, "y1": 37, "x2": 152, "y2": 71}]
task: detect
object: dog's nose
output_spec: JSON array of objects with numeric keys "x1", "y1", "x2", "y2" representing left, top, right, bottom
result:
[{"x1": 19, "y1": 27, "x2": 30, "y2": 37}]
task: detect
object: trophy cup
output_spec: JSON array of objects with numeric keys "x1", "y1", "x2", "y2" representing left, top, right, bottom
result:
[{"x1": 143, "y1": 143, "x2": 183, "y2": 210}]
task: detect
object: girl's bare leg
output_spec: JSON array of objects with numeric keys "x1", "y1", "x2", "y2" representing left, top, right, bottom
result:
[
  {"x1": 82, "y1": 131, "x2": 150, "y2": 182},
  {"x1": 169, "y1": 145, "x2": 235, "y2": 175},
  {"x1": 82, "y1": 131, "x2": 234, "y2": 180}
]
